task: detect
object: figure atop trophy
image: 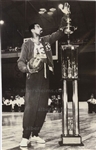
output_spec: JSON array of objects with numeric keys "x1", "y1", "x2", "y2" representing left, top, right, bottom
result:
[
  {"x1": 58, "y1": 3, "x2": 79, "y2": 79},
  {"x1": 59, "y1": 3, "x2": 77, "y2": 40}
]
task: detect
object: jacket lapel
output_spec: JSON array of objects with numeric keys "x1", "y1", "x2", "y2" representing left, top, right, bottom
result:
[{"x1": 41, "y1": 38, "x2": 54, "y2": 68}]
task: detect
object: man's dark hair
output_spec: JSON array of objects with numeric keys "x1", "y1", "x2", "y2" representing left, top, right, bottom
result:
[{"x1": 28, "y1": 23, "x2": 38, "y2": 32}]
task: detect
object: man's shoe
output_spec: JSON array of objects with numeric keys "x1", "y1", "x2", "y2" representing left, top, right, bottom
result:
[
  {"x1": 31, "y1": 136, "x2": 45, "y2": 144},
  {"x1": 19, "y1": 138, "x2": 31, "y2": 147}
]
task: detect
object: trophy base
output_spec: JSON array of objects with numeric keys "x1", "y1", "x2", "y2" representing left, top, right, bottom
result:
[{"x1": 59, "y1": 134, "x2": 83, "y2": 146}]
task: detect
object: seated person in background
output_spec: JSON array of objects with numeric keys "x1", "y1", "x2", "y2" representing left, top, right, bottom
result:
[
  {"x1": 50, "y1": 95, "x2": 56, "y2": 112},
  {"x1": 4, "y1": 98, "x2": 11, "y2": 106},
  {"x1": 2, "y1": 97, "x2": 5, "y2": 105},
  {"x1": 10, "y1": 96, "x2": 15, "y2": 111},
  {"x1": 87, "y1": 94, "x2": 96, "y2": 113},
  {"x1": 87, "y1": 94, "x2": 96, "y2": 104},
  {"x1": 57, "y1": 95, "x2": 62, "y2": 112},
  {"x1": 14, "y1": 95, "x2": 20, "y2": 112},
  {"x1": 3, "y1": 98, "x2": 12, "y2": 112},
  {"x1": 20, "y1": 96, "x2": 25, "y2": 105},
  {"x1": 20, "y1": 96, "x2": 25, "y2": 112},
  {"x1": 48, "y1": 97, "x2": 52, "y2": 112}
]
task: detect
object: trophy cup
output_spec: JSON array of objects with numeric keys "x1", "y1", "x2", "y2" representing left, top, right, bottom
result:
[{"x1": 59, "y1": 3, "x2": 83, "y2": 145}]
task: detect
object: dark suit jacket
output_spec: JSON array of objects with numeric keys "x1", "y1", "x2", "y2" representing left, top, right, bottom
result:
[{"x1": 17, "y1": 30, "x2": 64, "y2": 73}]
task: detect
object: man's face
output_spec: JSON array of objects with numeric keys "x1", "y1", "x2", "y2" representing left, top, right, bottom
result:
[{"x1": 33, "y1": 24, "x2": 43, "y2": 35}]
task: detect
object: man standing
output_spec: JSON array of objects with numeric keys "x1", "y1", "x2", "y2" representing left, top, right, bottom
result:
[{"x1": 18, "y1": 5, "x2": 68, "y2": 147}]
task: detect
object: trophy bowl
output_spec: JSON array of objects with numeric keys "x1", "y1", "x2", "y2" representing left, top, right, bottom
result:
[{"x1": 64, "y1": 26, "x2": 77, "y2": 35}]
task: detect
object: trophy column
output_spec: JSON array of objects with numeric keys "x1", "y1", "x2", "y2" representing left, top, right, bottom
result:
[
  {"x1": 62, "y1": 80, "x2": 68, "y2": 136},
  {"x1": 59, "y1": 45, "x2": 83, "y2": 146},
  {"x1": 73, "y1": 80, "x2": 79, "y2": 135},
  {"x1": 59, "y1": 3, "x2": 83, "y2": 146}
]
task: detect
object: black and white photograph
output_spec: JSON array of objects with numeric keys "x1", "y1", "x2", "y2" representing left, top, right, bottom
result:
[{"x1": 0, "y1": 0, "x2": 96, "y2": 150}]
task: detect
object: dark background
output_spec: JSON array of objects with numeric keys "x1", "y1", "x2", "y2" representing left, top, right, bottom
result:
[{"x1": 1, "y1": 0, "x2": 96, "y2": 101}]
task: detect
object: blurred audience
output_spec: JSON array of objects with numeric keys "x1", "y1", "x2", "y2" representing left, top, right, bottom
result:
[
  {"x1": 2, "y1": 95, "x2": 25, "y2": 112},
  {"x1": 48, "y1": 95, "x2": 62, "y2": 113},
  {"x1": 2, "y1": 93, "x2": 62, "y2": 113}
]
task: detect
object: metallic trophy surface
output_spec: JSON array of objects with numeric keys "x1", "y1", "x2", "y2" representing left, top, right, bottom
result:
[{"x1": 59, "y1": 3, "x2": 83, "y2": 146}]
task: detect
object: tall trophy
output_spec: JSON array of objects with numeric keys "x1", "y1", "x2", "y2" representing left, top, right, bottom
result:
[{"x1": 59, "y1": 3, "x2": 83, "y2": 146}]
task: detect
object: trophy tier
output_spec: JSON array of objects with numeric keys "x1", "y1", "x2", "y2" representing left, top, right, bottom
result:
[{"x1": 61, "y1": 45, "x2": 79, "y2": 80}]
